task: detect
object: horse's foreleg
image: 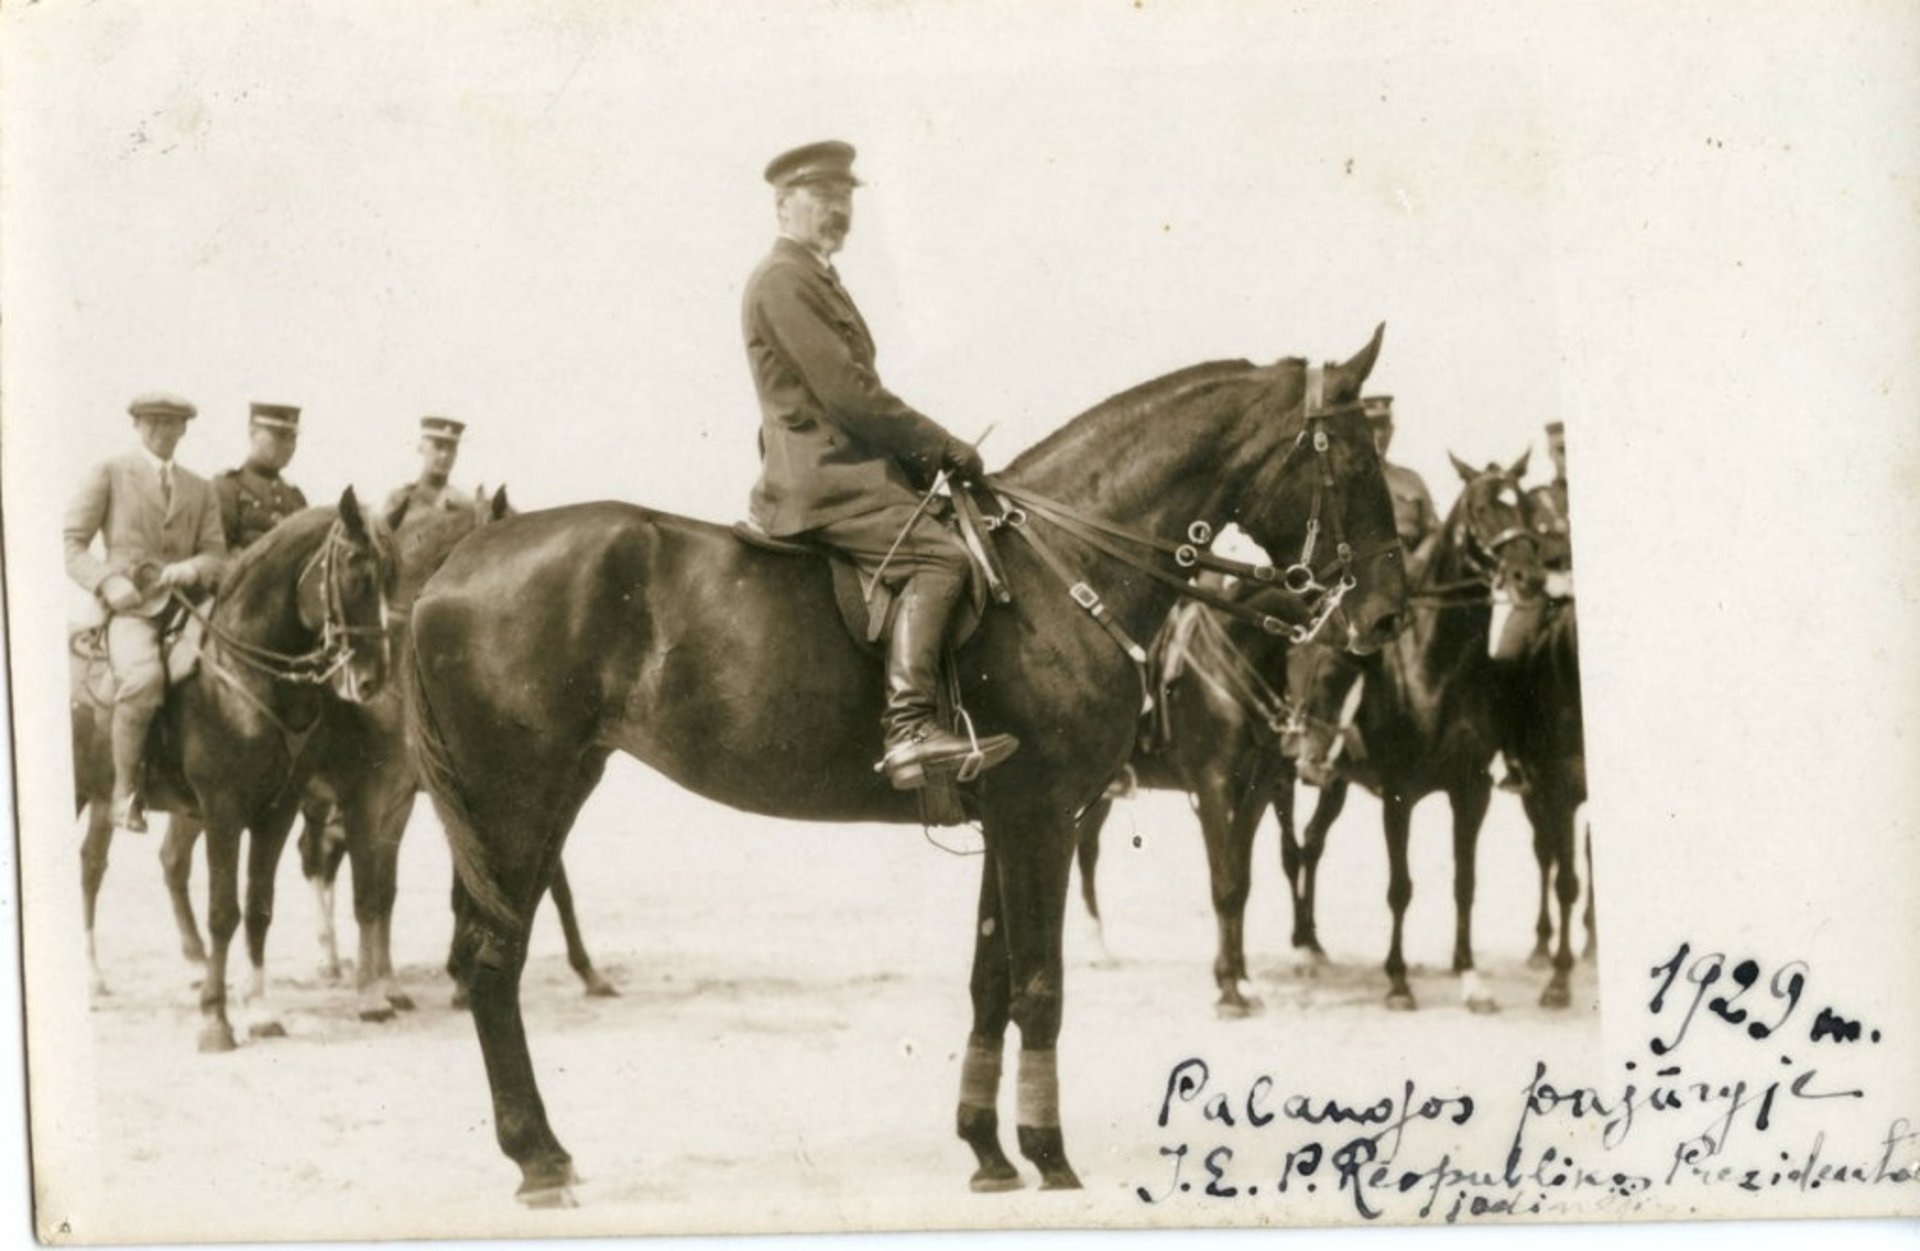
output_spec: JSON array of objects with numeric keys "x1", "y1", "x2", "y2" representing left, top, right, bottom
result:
[
  {"x1": 160, "y1": 815, "x2": 209, "y2": 974},
  {"x1": 1541, "y1": 793, "x2": 1580, "y2": 1009},
  {"x1": 297, "y1": 798, "x2": 346, "y2": 982},
  {"x1": 1527, "y1": 791, "x2": 1554, "y2": 969},
  {"x1": 957, "y1": 842, "x2": 1019, "y2": 1192},
  {"x1": 1580, "y1": 818, "x2": 1597, "y2": 963},
  {"x1": 78, "y1": 801, "x2": 115, "y2": 997},
  {"x1": 1450, "y1": 777, "x2": 1496, "y2": 1014},
  {"x1": 343, "y1": 790, "x2": 400, "y2": 1023},
  {"x1": 197, "y1": 817, "x2": 244, "y2": 1053},
  {"x1": 1201, "y1": 762, "x2": 1263, "y2": 1018},
  {"x1": 993, "y1": 816, "x2": 1082, "y2": 1190},
  {"x1": 1381, "y1": 795, "x2": 1416, "y2": 1010},
  {"x1": 1295, "y1": 780, "x2": 1347, "y2": 968},
  {"x1": 547, "y1": 857, "x2": 616, "y2": 998},
  {"x1": 240, "y1": 803, "x2": 299, "y2": 1039},
  {"x1": 1275, "y1": 771, "x2": 1305, "y2": 945},
  {"x1": 372, "y1": 787, "x2": 420, "y2": 1012}
]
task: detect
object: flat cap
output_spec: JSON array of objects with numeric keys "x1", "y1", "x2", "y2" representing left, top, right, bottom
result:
[
  {"x1": 764, "y1": 140, "x2": 861, "y2": 190},
  {"x1": 249, "y1": 402, "x2": 302, "y2": 431},
  {"x1": 1361, "y1": 394, "x2": 1395, "y2": 422},
  {"x1": 420, "y1": 415, "x2": 466, "y2": 442},
  {"x1": 128, "y1": 392, "x2": 197, "y2": 421}
]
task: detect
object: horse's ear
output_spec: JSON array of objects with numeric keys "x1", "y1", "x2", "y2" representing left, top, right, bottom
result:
[
  {"x1": 489, "y1": 486, "x2": 511, "y2": 521},
  {"x1": 1449, "y1": 452, "x2": 1478, "y2": 482},
  {"x1": 338, "y1": 486, "x2": 371, "y2": 542},
  {"x1": 1330, "y1": 322, "x2": 1386, "y2": 399},
  {"x1": 1508, "y1": 449, "x2": 1532, "y2": 481}
]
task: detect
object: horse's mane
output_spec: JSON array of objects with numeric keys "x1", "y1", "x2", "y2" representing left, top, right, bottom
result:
[{"x1": 1004, "y1": 358, "x2": 1272, "y2": 474}]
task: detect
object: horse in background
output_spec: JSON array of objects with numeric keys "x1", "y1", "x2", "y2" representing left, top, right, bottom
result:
[
  {"x1": 1495, "y1": 479, "x2": 1590, "y2": 1002},
  {"x1": 72, "y1": 493, "x2": 396, "y2": 1049},
  {"x1": 1283, "y1": 454, "x2": 1544, "y2": 1013},
  {"x1": 1071, "y1": 580, "x2": 1316, "y2": 1016},
  {"x1": 407, "y1": 330, "x2": 1406, "y2": 1204},
  {"x1": 292, "y1": 486, "x2": 616, "y2": 1017}
]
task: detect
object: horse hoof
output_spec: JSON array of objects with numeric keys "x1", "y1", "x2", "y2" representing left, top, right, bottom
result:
[
  {"x1": 1525, "y1": 950, "x2": 1552, "y2": 970},
  {"x1": 1385, "y1": 989, "x2": 1417, "y2": 1012},
  {"x1": 968, "y1": 1165, "x2": 1024, "y2": 1194},
  {"x1": 386, "y1": 992, "x2": 418, "y2": 1013},
  {"x1": 248, "y1": 1019, "x2": 288, "y2": 1040},
  {"x1": 359, "y1": 1005, "x2": 397, "y2": 1024},
  {"x1": 1539, "y1": 983, "x2": 1572, "y2": 1010},
  {"x1": 584, "y1": 978, "x2": 620, "y2": 1000},
  {"x1": 1039, "y1": 1166, "x2": 1084, "y2": 1191},
  {"x1": 1466, "y1": 996, "x2": 1500, "y2": 1016},
  {"x1": 516, "y1": 1184, "x2": 578, "y2": 1210},
  {"x1": 1580, "y1": 945, "x2": 1598, "y2": 965},
  {"x1": 450, "y1": 990, "x2": 471, "y2": 1011},
  {"x1": 1214, "y1": 996, "x2": 1262, "y2": 1020},
  {"x1": 198, "y1": 1024, "x2": 237, "y2": 1054}
]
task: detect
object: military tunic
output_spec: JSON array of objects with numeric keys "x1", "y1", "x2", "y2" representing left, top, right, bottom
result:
[
  {"x1": 214, "y1": 464, "x2": 308, "y2": 552},
  {"x1": 383, "y1": 481, "x2": 476, "y2": 533}
]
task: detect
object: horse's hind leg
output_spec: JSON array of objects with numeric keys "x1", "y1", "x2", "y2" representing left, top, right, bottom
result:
[
  {"x1": 1527, "y1": 796, "x2": 1554, "y2": 969},
  {"x1": 1293, "y1": 780, "x2": 1347, "y2": 970},
  {"x1": 1580, "y1": 819, "x2": 1597, "y2": 963},
  {"x1": 1449, "y1": 777, "x2": 1496, "y2": 1013},
  {"x1": 368, "y1": 787, "x2": 421, "y2": 1014},
  {"x1": 239, "y1": 801, "x2": 302, "y2": 1040},
  {"x1": 1381, "y1": 795, "x2": 1417, "y2": 1010},
  {"x1": 160, "y1": 815, "x2": 209, "y2": 975},
  {"x1": 956, "y1": 842, "x2": 1020, "y2": 1192},
  {"x1": 1071, "y1": 797, "x2": 1115, "y2": 966},
  {"x1": 79, "y1": 800, "x2": 115, "y2": 997},
  {"x1": 458, "y1": 748, "x2": 609, "y2": 1204},
  {"x1": 547, "y1": 857, "x2": 616, "y2": 998},
  {"x1": 1202, "y1": 766, "x2": 1264, "y2": 1018},
  {"x1": 1539, "y1": 790, "x2": 1580, "y2": 1009}
]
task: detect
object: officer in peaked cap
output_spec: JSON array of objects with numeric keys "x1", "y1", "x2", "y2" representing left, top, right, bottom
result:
[
  {"x1": 63, "y1": 391, "x2": 228, "y2": 830},
  {"x1": 215, "y1": 402, "x2": 310, "y2": 552},
  {"x1": 1362, "y1": 394, "x2": 1438, "y2": 551},
  {"x1": 384, "y1": 415, "x2": 477, "y2": 535},
  {"x1": 740, "y1": 139, "x2": 1015, "y2": 792}
]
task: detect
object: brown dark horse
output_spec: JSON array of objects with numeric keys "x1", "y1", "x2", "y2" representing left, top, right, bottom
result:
[
  {"x1": 1496, "y1": 481, "x2": 1590, "y2": 1002},
  {"x1": 1283, "y1": 455, "x2": 1545, "y2": 1012},
  {"x1": 72, "y1": 494, "x2": 396, "y2": 1048},
  {"x1": 1071, "y1": 583, "x2": 1316, "y2": 1016},
  {"x1": 291, "y1": 487, "x2": 615, "y2": 1017},
  {"x1": 407, "y1": 331, "x2": 1407, "y2": 1204}
]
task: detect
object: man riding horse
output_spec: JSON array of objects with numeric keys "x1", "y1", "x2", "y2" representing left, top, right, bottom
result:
[
  {"x1": 385, "y1": 416, "x2": 478, "y2": 538},
  {"x1": 742, "y1": 140, "x2": 1016, "y2": 790},
  {"x1": 64, "y1": 392, "x2": 228, "y2": 831}
]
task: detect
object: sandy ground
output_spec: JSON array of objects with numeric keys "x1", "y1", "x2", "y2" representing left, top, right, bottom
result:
[{"x1": 58, "y1": 761, "x2": 1599, "y2": 1242}]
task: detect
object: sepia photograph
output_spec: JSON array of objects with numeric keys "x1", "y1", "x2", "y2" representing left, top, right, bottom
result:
[{"x1": 1, "y1": 2, "x2": 1915, "y2": 1247}]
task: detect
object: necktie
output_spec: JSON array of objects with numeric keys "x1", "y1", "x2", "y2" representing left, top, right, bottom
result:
[{"x1": 159, "y1": 463, "x2": 173, "y2": 509}]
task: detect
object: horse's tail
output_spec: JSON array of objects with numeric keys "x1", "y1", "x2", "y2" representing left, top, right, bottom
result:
[{"x1": 404, "y1": 613, "x2": 517, "y2": 928}]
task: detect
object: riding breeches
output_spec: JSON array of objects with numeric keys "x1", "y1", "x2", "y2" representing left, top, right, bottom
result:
[
  {"x1": 803, "y1": 500, "x2": 971, "y2": 590},
  {"x1": 106, "y1": 615, "x2": 166, "y2": 714}
]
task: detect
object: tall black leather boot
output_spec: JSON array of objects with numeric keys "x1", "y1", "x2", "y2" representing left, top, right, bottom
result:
[{"x1": 879, "y1": 571, "x2": 1018, "y2": 790}]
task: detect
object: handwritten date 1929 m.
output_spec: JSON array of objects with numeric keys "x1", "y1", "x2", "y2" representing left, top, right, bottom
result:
[{"x1": 1648, "y1": 942, "x2": 1882, "y2": 1056}]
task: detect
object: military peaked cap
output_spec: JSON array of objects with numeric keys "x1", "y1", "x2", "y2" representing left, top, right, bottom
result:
[
  {"x1": 420, "y1": 415, "x2": 466, "y2": 443},
  {"x1": 128, "y1": 392, "x2": 197, "y2": 421},
  {"x1": 764, "y1": 140, "x2": 861, "y2": 190},
  {"x1": 249, "y1": 402, "x2": 302, "y2": 431},
  {"x1": 1361, "y1": 395, "x2": 1395, "y2": 423}
]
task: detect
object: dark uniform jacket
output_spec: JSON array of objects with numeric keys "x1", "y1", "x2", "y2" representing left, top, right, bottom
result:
[
  {"x1": 742, "y1": 237, "x2": 959, "y2": 536},
  {"x1": 383, "y1": 481, "x2": 476, "y2": 534},
  {"x1": 215, "y1": 464, "x2": 308, "y2": 551}
]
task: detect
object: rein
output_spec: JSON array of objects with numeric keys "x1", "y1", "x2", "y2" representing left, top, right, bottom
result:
[{"x1": 1163, "y1": 603, "x2": 1295, "y2": 739}]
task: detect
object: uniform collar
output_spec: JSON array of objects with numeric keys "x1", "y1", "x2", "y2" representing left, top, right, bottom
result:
[
  {"x1": 776, "y1": 233, "x2": 836, "y2": 272},
  {"x1": 242, "y1": 459, "x2": 281, "y2": 481}
]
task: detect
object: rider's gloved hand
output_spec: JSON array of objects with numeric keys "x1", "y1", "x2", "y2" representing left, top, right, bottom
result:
[
  {"x1": 155, "y1": 561, "x2": 200, "y2": 590},
  {"x1": 941, "y1": 440, "x2": 985, "y2": 482}
]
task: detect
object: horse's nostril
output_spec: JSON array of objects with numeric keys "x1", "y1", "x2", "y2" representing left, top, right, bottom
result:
[{"x1": 1373, "y1": 612, "x2": 1405, "y2": 638}]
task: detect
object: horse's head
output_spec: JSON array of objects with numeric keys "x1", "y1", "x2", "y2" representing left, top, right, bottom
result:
[
  {"x1": 1280, "y1": 642, "x2": 1368, "y2": 788},
  {"x1": 387, "y1": 485, "x2": 514, "y2": 612},
  {"x1": 1237, "y1": 325, "x2": 1408, "y2": 655},
  {"x1": 1523, "y1": 482, "x2": 1573, "y2": 573},
  {"x1": 296, "y1": 487, "x2": 398, "y2": 703},
  {"x1": 1444, "y1": 452, "x2": 1548, "y2": 605}
]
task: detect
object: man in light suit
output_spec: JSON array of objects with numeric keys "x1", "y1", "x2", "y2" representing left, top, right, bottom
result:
[
  {"x1": 741, "y1": 141, "x2": 1015, "y2": 791},
  {"x1": 64, "y1": 392, "x2": 228, "y2": 831}
]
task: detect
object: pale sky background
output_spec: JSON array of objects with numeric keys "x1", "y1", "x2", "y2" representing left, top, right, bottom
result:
[{"x1": 3, "y1": 2, "x2": 1918, "y2": 1245}]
